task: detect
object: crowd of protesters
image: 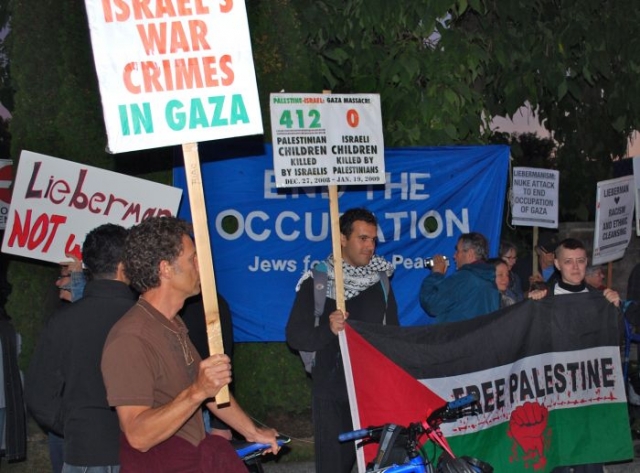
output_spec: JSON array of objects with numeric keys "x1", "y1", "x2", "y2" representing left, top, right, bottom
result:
[{"x1": 7, "y1": 211, "x2": 637, "y2": 473}]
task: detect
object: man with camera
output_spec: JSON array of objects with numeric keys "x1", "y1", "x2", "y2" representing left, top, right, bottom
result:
[{"x1": 419, "y1": 232, "x2": 500, "y2": 324}]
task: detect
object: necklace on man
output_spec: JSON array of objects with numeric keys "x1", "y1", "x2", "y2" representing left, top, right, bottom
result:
[{"x1": 136, "y1": 301, "x2": 194, "y2": 366}]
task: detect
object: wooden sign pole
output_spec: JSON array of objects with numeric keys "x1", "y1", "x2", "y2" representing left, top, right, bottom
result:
[
  {"x1": 532, "y1": 226, "x2": 539, "y2": 277},
  {"x1": 182, "y1": 142, "x2": 229, "y2": 406},
  {"x1": 328, "y1": 185, "x2": 345, "y2": 312},
  {"x1": 322, "y1": 89, "x2": 345, "y2": 313}
]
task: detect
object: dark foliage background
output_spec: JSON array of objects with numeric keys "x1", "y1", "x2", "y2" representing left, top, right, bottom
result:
[{"x1": 0, "y1": 0, "x2": 636, "y2": 426}]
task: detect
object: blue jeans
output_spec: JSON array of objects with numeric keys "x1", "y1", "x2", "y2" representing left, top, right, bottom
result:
[
  {"x1": 62, "y1": 465, "x2": 120, "y2": 473},
  {"x1": 0, "y1": 407, "x2": 5, "y2": 449},
  {"x1": 48, "y1": 432, "x2": 64, "y2": 473}
]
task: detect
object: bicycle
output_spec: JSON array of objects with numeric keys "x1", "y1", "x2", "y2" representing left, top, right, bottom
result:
[
  {"x1": 234, "y1": 434, "x2": 291, "y2": 473},
  {"x1": 338, "y1": 393, "x2": 493, "y2": 472}
]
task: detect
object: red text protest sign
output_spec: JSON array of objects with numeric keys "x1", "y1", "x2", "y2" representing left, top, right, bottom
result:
[
  {"x1": 84, "y1": 0, "x2": 262, "y2": 153},
  {"x1": 1, "y1": 150, "x2": 182, "y2": 263}
]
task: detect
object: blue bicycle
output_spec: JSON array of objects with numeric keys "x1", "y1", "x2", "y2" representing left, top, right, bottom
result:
[
  {"x1": 339, "y1": 394, "x2": 493, "y2": 473},
  {"x1": 234, "y1": 435, "x2": 291, "y2": 473}
]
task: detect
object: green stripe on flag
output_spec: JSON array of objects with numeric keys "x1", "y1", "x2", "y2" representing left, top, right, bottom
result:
[{"x1": 425, "y1": 403, "x2": 632, "y2": 472}]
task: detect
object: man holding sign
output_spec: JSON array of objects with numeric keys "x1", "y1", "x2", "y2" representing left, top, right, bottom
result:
[
  {"x1": 101, "y1": 217, "x2": 278, "y2": 471},
  {"x1": 286, "y1": 208, "x2": 398, "y2": 473}
]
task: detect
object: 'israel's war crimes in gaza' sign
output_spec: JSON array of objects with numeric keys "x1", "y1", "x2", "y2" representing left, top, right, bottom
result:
[{"x1": 84, "y1": 0, "x2": 262, "y2": 153}]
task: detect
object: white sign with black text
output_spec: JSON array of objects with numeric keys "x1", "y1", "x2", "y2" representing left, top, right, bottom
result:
[
  {"x1": 511, "y1": 167, "x2": 559, "y2": 229},
  {"x1": 269, "y1": 93, "x2": 385, "y2": 188},
  {"x1": 633, "y1": 156, "x2": 640, "y2": 237},
  {"x1": 592, "y1": 175, "x2": 635, "y2": 265}
]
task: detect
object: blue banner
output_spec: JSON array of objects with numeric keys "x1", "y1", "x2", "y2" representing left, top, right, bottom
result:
[{"x1": 173, "y1": 144, "x2": 509, "y2": 342}]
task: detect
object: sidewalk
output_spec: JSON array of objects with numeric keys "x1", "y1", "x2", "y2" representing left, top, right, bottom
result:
[
  {"x1": 260, "y1": 449, "x2": 640, "y2": 473},
  {"x1": 263, "y1": 461, "x2": 315, "y2": 472},
  {"x1": 262, "y1": 460, "x2": 640, "y2": 473}
]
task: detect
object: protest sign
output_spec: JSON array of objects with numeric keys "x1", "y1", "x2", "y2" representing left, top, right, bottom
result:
[
  {"x1": 511, "y1": 167, "x2": 559, "y2": 229},
  {"x1": 633, "y1": 156, "x2": 640, "y2": 236},
  {"x1": 0, "y1": 159, "x2": 12, "y2": 230},
  {"x1": 1, "y1": 150, "x2": 182, "y2": 264},
  {"x1": 592, "y1": 175, "x2": 635, "y2": 265},
  {"x1": 270, "y1": 93, "x2": 385, "y2": 188},
  {"x1": 84, "y1": 0, "x2": 262, "y2": 153}
]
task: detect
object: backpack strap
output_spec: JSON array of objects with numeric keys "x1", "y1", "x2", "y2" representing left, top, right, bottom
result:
[
  {"x1": 311, "y1": 268, "x2": 328, "y2": 325},
  {"x1": 379, "y1": 271, "x2": 390, "y2": 325},
  {"x1": 312, "y1": 267, "x2": 389, "y2": 324}
]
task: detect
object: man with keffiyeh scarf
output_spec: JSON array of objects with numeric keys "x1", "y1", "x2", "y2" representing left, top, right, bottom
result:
[{"x1": 286, "y1": 208, "x2": 398, "y2": 473}]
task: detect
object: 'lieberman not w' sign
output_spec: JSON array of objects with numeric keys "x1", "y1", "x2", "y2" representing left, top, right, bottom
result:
[{"x1": 84, "y1": 0, "x2": 262, "y2": 153}]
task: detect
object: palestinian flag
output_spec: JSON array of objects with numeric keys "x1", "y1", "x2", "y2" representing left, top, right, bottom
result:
[{"x1": 340, "y1": 292, "x2": 633, "y2": 472}]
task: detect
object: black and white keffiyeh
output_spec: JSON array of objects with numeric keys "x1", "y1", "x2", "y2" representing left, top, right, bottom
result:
[{"x1": 296, "y1": 254, "x2": 394, "y2": 300}]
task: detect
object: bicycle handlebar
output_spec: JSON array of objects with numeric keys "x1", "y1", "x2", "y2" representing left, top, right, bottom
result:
[
  {"x1": 447, "y1": 393, "x2": 479, "y2": 411},
  {"x1": 427, "y1": 392, "x2": 479, "y2": 427},
  {"x1": 338, "y1": 393, "x2": 479, "y2": 443},
  {"x1": 338, "y1": 426, "x2": 384, "y2": 442},
  {"x1": 234, "y1": 435, "x2": 291, "y2": 459}
]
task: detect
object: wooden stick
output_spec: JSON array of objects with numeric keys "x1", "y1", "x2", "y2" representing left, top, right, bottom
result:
[
  {"x1": 328, "y1": 185, "x2": 345, "y2": 312},
  {"x1": 182, "y1": 142, "x2": 229, "y2": 406},
  {"x1": 532, "y1": 226, "x2": 539, "y2": 277},
  {"x1": 322, "y1": 89, "x2": 345, "y2": 312}
]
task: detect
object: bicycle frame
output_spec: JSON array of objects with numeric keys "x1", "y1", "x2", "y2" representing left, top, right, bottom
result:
[
  {"x1": 339, "y1": 394, "x2": 492, "y2": 473},
  {"x1": 363, "y1": 455, "x2": 434, "y2": 473}
]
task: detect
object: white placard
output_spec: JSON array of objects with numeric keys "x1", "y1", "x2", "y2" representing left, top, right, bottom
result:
[
  {"x1": 84, "y1": 0, "x2": 262, "y2": 153},
  {"x1": 269, "y1": 93, "x2": 385, "y2": 188},
  {"x1": 592, "y1": 175, "x2": 635, "y2": 265},
  {"x1": 0, "y1": 159, "x2": 12, "y2": 230},
  {"x1": 1, "y1": 150, "x2": 183, "y2": 263},
  {"x1": 633, "y1": 156, "x2": 640, "y2": 236},
  {"x1": 511, "y1": 167, "x2": 559, "y2": 228}
]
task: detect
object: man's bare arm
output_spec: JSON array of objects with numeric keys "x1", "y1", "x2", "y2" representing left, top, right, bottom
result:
[
  {"x1": 207, "y1": 394, "x2": 279, "y2": 454},
  {"x1": 116, "y1": 354, "x2": 231, "y2": 452}
]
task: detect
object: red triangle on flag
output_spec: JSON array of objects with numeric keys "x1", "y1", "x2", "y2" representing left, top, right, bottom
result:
[{"x1": 342, "y1": 323, "x2": 447, "y2": 465}]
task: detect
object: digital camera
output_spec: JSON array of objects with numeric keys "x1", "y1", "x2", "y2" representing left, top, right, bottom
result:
[{"x1": 424, "y1": 256, "x2": 447, "y2": 268}]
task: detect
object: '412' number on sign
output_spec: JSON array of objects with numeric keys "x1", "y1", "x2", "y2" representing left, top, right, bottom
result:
[{"x1": 279, "y1": 109, "x2": 321, "y2": 129}]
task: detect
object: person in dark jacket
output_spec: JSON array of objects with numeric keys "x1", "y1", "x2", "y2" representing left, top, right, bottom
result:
[
  {"x1": 0, "y1": 309, "x2": 26, "y2": 465},
  {"x1": 528, "y1": 238, "x2": 620, "y2": 473},
  {"x1": 625, "y1": 263, "x2": 640, "y2": 326},
  {"x1": 26, "y1": 223, "x2": 135, "y2": 473},
  {"x1": 521, "y1": 230, "x2": 562, "y2": 292},
  {"x1": 499, "y1": 240, "x2": 524, "y2": 302},
  {"x1": 419, "y1": 232, "x2": 500, "y2": 324},
  {"x1": 286, "y1": 208, "x2": 398, "y2": 473},
  {"x1": 0, "y1": 247, "x2": 26, "y2": 466}
]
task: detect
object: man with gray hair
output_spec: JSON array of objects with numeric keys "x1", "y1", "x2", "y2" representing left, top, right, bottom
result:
[
  {"x1": 585, "y1": 265, "x2": 606, "y2": 290},
  {"x1": 419, "y1": 232, "x2": 500, "y2": 324}
]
